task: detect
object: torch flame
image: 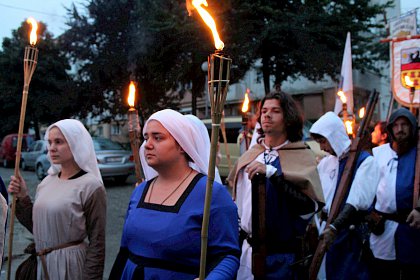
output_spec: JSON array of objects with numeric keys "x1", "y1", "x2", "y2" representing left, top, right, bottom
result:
[
  {"x1": 189, "y1": 0, "x2": 224, "y2": 50},
  {"x1": 358, "y1": 107, "x2": 365, "y2": 119},
  {"x1": 337, "y1": 90, "x2": 347, "y2": 103},
  {"x1": 27, "y1": 17, "x2": 38, "y2": 46},
  {"x1": 405, "y1": 75, "x2": 414, "y2": 87},
  {"x1": 345, "y1": 120, "x2": 353, "y2": 135},
  {"x1": 241, "y1": 90, "x2": 250, "y2": 113},
  {"x1": 127, "y1": 81, "x2": 136, "y2": 108}
]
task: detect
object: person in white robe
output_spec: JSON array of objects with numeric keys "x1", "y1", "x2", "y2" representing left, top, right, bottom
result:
[
  {"x1": 369, "y1": 108, "x2": 420, "y2": 280},
  {"x1": 310, "y1": 111, "x2": 379, "y2": 280},
  {"x1": 229, "y1": 91, "x2": 323, "y2": 280}
]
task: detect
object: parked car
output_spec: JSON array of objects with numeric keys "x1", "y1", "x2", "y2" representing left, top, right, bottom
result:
[
  {"x1": 21, "y1": 140, "x2": 48, "y2": 171},
  {"x1": 0, "y1": 134, "x2": 33, "y2": 168},
  {"x1": 34, "y1": 137, "x2": 135, "y2": 183},
  {"x1": 93, "y1": 137, "x2": 135, "y2": 183},
  {"x1": 35, "y1": 153, "x2": 50, "y2": 180}
]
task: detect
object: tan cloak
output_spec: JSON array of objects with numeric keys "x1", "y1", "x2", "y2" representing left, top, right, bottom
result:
[{"x1": 227, "y1": 141, "x2": 324, "y2": 203}]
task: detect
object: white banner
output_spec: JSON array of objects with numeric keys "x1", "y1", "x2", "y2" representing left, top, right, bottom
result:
[
  {"x1": 392, "y1": 39, "x2": 420, "y2": 107},
  {"x1": 389, "y1": 11, "x2": 417, "y2": 38},
  {"x1": 334, "y1": 32, "x2": 354, "y2": 115}
]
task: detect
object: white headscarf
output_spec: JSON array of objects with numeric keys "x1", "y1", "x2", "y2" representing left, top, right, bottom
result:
[
  {"x1": 309, "y1": 111, "x2": 351, "y2": 158},
  {"x1": 45, "y1": 119, "x2": 102, "y2": 184},
  {"x1": 185, "y1": 114, "x2": 222, "y2": 184},
  {"x1": 139, "y1": 109, "x2": 209, "y2": 181}
]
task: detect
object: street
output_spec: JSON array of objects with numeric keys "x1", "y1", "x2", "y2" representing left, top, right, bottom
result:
[{"x1": 0, "y1": 166, "x2": 136, "y2": 279}]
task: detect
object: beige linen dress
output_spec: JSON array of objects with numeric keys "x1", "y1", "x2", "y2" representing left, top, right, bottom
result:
[{"x1": 17, "y1": 172, "x2": 106, "y2": 280}]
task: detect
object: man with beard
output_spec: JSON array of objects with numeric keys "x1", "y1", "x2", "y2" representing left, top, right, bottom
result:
[{"x1": 369, "y1": 108, "x2": 420, "y2": 280}]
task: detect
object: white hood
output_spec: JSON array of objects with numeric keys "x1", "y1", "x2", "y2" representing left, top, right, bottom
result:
[
  {"x1": 309, "y1": 112, "x2": 351, "y2": 158},
  {"x1": 45, "y1": 119, "x2": 102, "y2": 184}
]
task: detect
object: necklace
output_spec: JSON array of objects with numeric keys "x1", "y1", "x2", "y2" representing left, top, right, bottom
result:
[{"x1": 147, "y1": 168, "x2": 194, "y2": 205}]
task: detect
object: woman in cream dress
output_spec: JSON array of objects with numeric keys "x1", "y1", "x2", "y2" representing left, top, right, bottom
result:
[{"x1": 8, "y1": 119, "x2": 106, "y2": 279}]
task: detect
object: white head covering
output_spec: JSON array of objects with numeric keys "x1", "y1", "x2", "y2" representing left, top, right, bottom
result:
[
  {"x1": 45, "y1": 119, "x2": 102, "y2": 184},
  {"x1": 309, "y1": 111, "x2": 351, "y2": 158},
  {"x1": 139, "y1": 109, "x2": 209, "y2": 181},
  {"x1": 185, "y1": 114, "x2": 222, "y2": 184}
]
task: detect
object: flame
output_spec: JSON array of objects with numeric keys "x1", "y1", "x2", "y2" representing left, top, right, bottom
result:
[
  {"x1": 27, "y1": 17, "x2": 38, "y2": 45},
  {"x1": 358, "y1": 107, "x2": 365, "y2": 118},
  {"x1": 337, "y1": 90, "x2": 347, "y2": 103},
  {"x1": 127, "y1": 81, "x2": 136, "y2": 108},
  {"x1": 241, "y1": 90, "x2": 250, "y2": 113},
  {"x1": 345, "y1": 120, "x2": 353, "y2": 135},
  {"x1": 405, "y1": 75, "x2": 414, "y2": 87},
  {"x1": 190, "y1": 0, "x2": 224, "y2": 50}
]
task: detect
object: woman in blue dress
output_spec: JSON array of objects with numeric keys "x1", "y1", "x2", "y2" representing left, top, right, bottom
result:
[{"x1": 109, "y1": 109, "x2": 240, "y2": 280}]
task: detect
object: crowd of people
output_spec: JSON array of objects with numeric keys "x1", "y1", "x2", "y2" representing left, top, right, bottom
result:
[{"x1": 0, "y1": 90, "x2": 418, "y2": 280}]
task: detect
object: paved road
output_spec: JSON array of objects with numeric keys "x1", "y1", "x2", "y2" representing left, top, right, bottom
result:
[{"x1": 0, "y1": 167, "x2": 136, "y2": 279}]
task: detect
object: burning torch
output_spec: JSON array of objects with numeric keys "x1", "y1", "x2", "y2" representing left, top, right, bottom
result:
[
  {"x1": 187, "y1": 1, "x2": 232, "y2": 279},
  {"x1": 8, "y1": 17, "x2": 39, "y2": 280},
  {"x1": 127, "y1": 81, "x2": 144, "y2": 185},
  {"x1": 337, "y1": 89, "x2": 354, "y2": 137},
  {"x1": 241, "y1": 88, "x2": 251, "y2": 151},
  {"x1": 358, "y1": 107, "x2": 365, "y2": 120}
]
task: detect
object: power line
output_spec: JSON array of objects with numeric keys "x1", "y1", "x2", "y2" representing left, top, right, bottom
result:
[{"x1": 0, "y1": 2, "x2": 65, "y2": 18}]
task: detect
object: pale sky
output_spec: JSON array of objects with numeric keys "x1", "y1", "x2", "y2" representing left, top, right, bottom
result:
[
  {"x1": 0, "y1": 0, "x2": 81, "y2": 40},
  {"x1": 0, "y1": 0, "x2": 419, "y2": 41}
]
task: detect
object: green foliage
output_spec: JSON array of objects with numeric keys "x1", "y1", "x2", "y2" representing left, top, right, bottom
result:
[
  {"x1": 225, "y1": 0, "x2": 392, "y2": 93},
  {"x1": 61, "y1": 0, "x2": 391, "y2": 118},
  {"x1": 0, "y1": 21, "x2": 76, "y2": 139}
]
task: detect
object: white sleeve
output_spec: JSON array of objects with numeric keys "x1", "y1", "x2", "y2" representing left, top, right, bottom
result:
[
  {"x1": 235, "y1": 169, "x2": 253, "y2": 234},
  {"x1": 346, "y1": 156, "x2": 379, "y2": 210}
]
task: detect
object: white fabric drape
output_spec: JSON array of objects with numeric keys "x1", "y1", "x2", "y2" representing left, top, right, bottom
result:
[
  {"x1": 309, "y1": 111, "x2": 351, "y2": 158},
  {"x1": 45, "y1": 119, "x2": 103, "y2": 184},
  {"x1": 370, "y1": 143, "x2": 399, "y2": 260},
  {"x1": 140, "y1": 110, "x2": 211, "y2": 180},
  {"x1": 310, "y1": 112, "x2": 379, "y2": 211},
  {"x1": 334, "y1": 32, "x2": 354, "y2": 115},
  {"x1": 185, "y1": 114, "x2": 222, "y2": 184}
]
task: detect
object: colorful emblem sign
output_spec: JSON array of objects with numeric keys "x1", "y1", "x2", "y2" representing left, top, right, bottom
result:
[{"x1": 392, "y1": 39, "x2": 420, "y2": 107}]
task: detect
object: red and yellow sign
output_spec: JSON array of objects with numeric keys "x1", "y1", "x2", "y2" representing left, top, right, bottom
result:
[
  {"x1": 392, "y1": 39, "x2": 420, "y2": 107},
  {"x1": 400, "y1": 47, "x2": 420, "y2": 90}
]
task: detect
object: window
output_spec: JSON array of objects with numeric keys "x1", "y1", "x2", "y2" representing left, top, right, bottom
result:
[
  {"x1": 111, "y1": 124, "x2": 121, "y2": 135},
  {"x1": 97, "y1": 126, "x2": 103, "y2": 136}
]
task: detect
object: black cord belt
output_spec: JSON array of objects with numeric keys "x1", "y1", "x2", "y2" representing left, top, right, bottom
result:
[{"x1": 128, "y1": 251, "x2": 199, "y2": 275}]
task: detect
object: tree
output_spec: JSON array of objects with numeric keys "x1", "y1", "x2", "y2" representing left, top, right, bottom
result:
[
  {"x1": 0, "y1": 20, "x2": 77, "y2": 139},
  {"x1": 61, "y1": 0, "x2": 136, "y2": 121},
  {"x1": 62, "y1": 0, "x2": 258, "y2": 117},
  {"x1": 62, "y1": 0, "x2": 391, "y2": 120},
  {"x1": 224, "y1": 0, "x2": 392, "y2": 93}
]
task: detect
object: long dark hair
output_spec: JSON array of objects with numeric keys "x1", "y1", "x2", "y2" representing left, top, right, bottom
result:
[{"x1": 257, "y1": 91, "x2": 304, "y2": 142}]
